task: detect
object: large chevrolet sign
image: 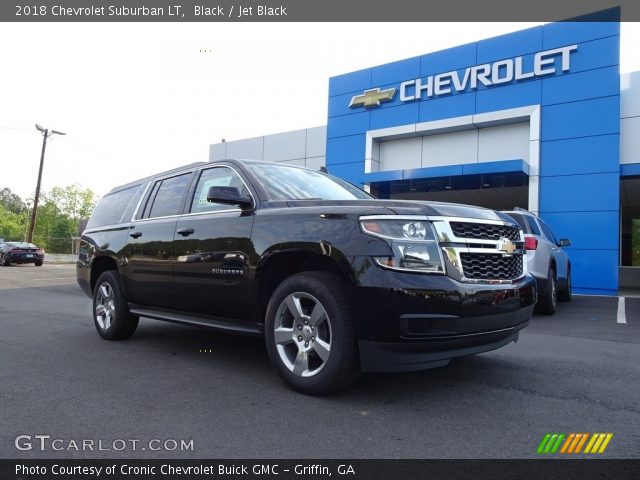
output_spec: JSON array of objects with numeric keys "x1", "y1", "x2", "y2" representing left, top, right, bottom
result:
[{"x1": 349, "y1": 44, "x2": 578, "y2": 108}]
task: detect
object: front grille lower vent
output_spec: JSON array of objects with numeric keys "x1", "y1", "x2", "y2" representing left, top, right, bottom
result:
[
  {"x1": 460, "y1": 253, "x2": 523, "y2": 280},
  {"x1": 450, "y1": 222, "x2": 520, "y2": 241}
]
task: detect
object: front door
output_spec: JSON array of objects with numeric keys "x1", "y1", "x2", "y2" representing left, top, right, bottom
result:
[{"x1": 172, "y1": 166, "x2": 255, "y2": 320}]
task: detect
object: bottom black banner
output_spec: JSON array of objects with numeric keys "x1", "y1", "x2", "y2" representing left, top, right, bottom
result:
[{"x1": 3, "y1": 459, "x2": 640, "y2": 480}]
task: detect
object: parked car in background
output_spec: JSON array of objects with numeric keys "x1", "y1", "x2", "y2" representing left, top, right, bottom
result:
[
  {"x1": 0, "y1": 242, "x2": 45, "y2": 267},
  {"x1": 502, "y1": 208, "x2": 571, "y2": 315}
]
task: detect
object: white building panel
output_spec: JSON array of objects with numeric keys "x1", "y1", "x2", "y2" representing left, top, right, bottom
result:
[
  {"x1": 263, "y1": 129, "x2": 307, "y2": 162},
  {"x1": 305, "y1": 126, "x2": 327, "y2": 158},
  {"x1": 621, "y1": 116, "x2": 640, "y2": 165},
  {"x1": 379, "y1": 137, "x2": 422, "y2": 171},
  {"x1": 421, "y1": 129, "x2": 478, "y2": 167},
  {"x1": 225, "y1": 136, "x2": 263, "y2": 160},
  {"x1": 621, "y1": 72, "x2": 640, "y2": 119},
  {"x1": 477, "y1": 122, "x2": 530, "y2": 163},
  {"x1": 306, "y1": 156, "x2": 326, "y2": 170},
  {"x1": 210, "y1": 143, "x2": 227, "y2": 161}
]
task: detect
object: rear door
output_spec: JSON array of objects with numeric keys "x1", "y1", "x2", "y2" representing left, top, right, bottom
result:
[
  {"x1": 172, "y1": 165, "x2": 255, "y2": 320},
  {"x1": 121, "y1": 171, "x2": 194, "y2": 307}
]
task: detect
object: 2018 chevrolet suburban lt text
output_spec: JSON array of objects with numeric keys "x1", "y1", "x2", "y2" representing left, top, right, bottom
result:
[{"x1": 77, "y1": 159, "x2": 536, "y2": 394}]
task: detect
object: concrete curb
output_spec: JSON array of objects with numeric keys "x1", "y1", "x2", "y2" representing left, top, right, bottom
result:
[{"x1": 44, "y1": 254, "x2": 78, "y2": 264}]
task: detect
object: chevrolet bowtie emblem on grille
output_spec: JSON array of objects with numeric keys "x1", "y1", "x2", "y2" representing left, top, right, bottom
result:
[
  {"x1": 498, "y1": 238, "x2": 517, "y2": 256},
  {"x1": 349, "y1": 87, "x2": 397, "y2": 109}
]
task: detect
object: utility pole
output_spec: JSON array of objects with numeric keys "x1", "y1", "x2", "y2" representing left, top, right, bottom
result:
[{"x1": 27, "y1": 124, "x2": 66, "y2": 244}]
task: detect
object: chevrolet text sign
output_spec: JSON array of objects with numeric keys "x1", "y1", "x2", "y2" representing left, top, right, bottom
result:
[{"x1": 349, "y1": 44, "x2": 578, "y2": 108}]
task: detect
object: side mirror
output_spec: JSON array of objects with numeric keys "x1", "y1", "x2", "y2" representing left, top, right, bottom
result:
[
  {"x1": 558, "y1": 239, "x2": 571, "y2": 247},
  {"x1": 207, "y1": 186, "x2": 253, "y2": 209}
]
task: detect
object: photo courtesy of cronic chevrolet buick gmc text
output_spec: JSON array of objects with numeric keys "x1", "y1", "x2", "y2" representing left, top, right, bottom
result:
[{"x1": 77, "y1": 160, "x2": 537, "y2": 394}]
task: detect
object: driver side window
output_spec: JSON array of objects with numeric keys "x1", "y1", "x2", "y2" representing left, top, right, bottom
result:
[{"x1": 190, "y1": 167, "x2": 249, "y2": 213}]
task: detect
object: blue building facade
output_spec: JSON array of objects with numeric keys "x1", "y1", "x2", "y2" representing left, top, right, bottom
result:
[{"x1": 326, "y1": 21, "x2": 621, "y2": 295}]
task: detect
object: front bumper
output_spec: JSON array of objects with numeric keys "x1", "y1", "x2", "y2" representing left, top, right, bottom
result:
[{"x1": 350, "y1": 257, "x2": 537, "y2": 372}]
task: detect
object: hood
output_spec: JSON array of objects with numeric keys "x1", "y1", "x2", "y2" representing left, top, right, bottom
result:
[{"x1": 281, "y1": 199, "x2": 514, "y2": 223}]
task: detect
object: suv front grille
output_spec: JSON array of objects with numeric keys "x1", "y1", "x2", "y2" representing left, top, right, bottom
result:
[
  {"x1": 450, "y1": 222, "x2": 520, "y2": 241},
  {"x1": 460, "y1": 253, "x2": 523, "y2": 280}
]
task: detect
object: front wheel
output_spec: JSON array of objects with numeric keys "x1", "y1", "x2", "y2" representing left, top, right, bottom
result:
[
  {"x1": 93, "y1": 270, "x2": 139, "y2": 340},
  {"x1": 264, "y1": 272, "x2": 360, "y2": 395},
  {"x1": 1, "y1": 254, "x2": 10, "y2": 266}
]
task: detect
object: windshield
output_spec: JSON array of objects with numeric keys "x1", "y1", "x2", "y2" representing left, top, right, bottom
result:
[{"x1": 249, "y1": 164, "x2": 371, "y2": 201}]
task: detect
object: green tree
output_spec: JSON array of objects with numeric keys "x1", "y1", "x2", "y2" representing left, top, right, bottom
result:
[
  {"x1": 0, "y1": 187, "x2": 27, "y2": 215},
  {"x1": 0, "y1": 204, "x2": 26, "y2": 240},
  {"x1": 44, "y1": 184, "x2": 96, "y2": 222},
  {"x1": 0, "y1": 184, "x2": 97, "y2": 251}
]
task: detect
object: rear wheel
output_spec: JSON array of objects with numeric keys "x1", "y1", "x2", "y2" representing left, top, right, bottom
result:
[
  {"x1": 35, "y1": 260, "x2": 43, "y2": 267},
  {"x1": 264, "y1": 271, "x2": 360, "y2": 395},
  {"x1": 537, "y1": 268, "x2": 557, "y2": 315},
  {"x1": 93, "y1": 270, "x2": 139, "y2": 340},
  {"x1": 558, "y1": 268, "x2": 572, "y2": 302}
]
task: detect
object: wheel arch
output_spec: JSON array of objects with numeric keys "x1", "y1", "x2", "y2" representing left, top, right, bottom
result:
[
  {"x1": 90, "y1": 255, "x2": 119, "y2": 294},
  {"x1": 254, "y1": 246, "x2": 355, "y2": 323}
]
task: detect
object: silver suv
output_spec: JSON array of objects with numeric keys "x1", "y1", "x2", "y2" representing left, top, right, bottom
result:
[{"x1": 502, "y1": 208, "x2": 571, "y2": 315}]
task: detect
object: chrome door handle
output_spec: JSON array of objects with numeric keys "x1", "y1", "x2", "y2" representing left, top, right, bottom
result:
[{"x1": 177, "y1": 228, "x2": 195, "y2": 236}]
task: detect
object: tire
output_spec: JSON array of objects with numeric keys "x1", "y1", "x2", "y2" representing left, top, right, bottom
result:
[
  {"x1": 35, "y1": 260, "x2": 43, "y2": 267},
  {"x1": 1, "y1": 254, "x2": 10, "y2": 266},
  {"x1": 92, "y1": 270, "x2": 139, "y2": 340},
  {"x1": 558, "y1": 268, "x2": 572, "y2": 302},
  {"x1": 264, "y1": 271, "x2": 360, "y2": 395},
  {"x1": 536, "y1": 268, "x2": 557, "y2": 315}
]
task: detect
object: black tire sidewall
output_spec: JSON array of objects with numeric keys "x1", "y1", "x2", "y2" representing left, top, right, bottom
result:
[
  {"x1": 536, "y1": 268, "x2": 557, "y2": 315},
  {"x1": 559, "y1": 269, "x2": 572, "y2": 302},
  {"x1": 264, "y1": 272, "x2": 358, "y2": 395}
]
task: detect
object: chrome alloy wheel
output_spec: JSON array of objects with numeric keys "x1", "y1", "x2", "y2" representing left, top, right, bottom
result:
[
  {"x1": 273, "y1": 292, "x2": 332, "y2": 378},
  {"x1": 95, "y1": 281, "x2": 116, "y2": 331}
]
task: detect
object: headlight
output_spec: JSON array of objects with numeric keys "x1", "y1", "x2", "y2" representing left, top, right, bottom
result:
[{"x1": 360, "y1": 218, "x2": 444, "y2": 273}]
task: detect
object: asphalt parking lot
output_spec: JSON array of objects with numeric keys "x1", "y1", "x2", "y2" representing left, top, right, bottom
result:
[{"x1": 0, "y1": 264, "x2": 638, "y2": 459}]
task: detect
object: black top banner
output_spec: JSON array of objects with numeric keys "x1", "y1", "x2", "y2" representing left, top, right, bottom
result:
[
  {"x1": 1, "y1": 1, "x2": 636, "y2": 22},
  {"x1": 3, "y1": 459, "x2": 640, "y2": 480}
]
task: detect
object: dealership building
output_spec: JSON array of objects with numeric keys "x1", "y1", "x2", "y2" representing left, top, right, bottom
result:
[{"x1": 210, "y1": 16, "x2": 639, "y2": 296}]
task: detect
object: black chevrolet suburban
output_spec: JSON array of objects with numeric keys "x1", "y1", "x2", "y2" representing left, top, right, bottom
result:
[{"x1": 77, "y1": 159, "x2": 536, "y2": 394}]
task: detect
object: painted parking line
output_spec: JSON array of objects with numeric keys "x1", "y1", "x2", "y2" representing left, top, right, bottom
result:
[{"x1": 617, "y1": 297, "x2": 627, "y2": 324}]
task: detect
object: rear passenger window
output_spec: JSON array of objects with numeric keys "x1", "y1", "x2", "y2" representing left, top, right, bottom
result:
[
  {"x1": 86, "y1": 184, "x2": 142, "y2": 229},
  {"x1": 146, "y1": 174, "x2": 191, "y2": 219},
  {"x1": 525, "y1": 216, "x2": 541, "y2": 236}
]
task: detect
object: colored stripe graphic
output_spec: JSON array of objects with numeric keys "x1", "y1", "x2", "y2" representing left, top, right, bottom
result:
[
  {"x1": 574, "y1": 433, "x2": 589, "y2": 453},
  {"x1": 537, "y1": 434, "x2": 552, "y2": 454},
  {"x1": 584, "y1": 433, "x2": 613, "y2": 454},
  {"x1": 539, "y1": 433, "x2": 613, "y2": 454},
  {"x1": 537, "y1": 433, "x2": 565, "y2": 454}
]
